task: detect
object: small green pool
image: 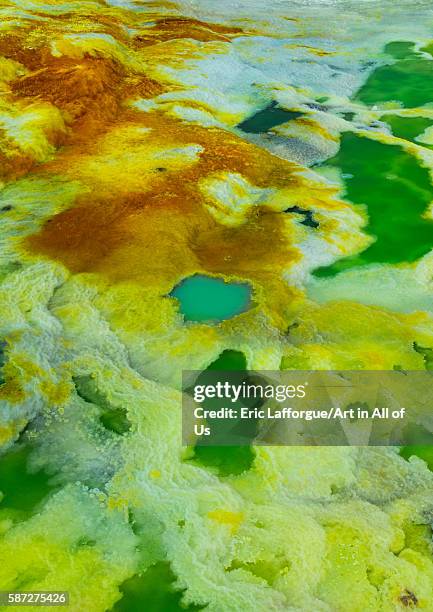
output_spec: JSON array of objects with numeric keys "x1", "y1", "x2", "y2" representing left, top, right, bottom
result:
[{"x1": 170, "y1": 274, "x2": 252, "y2": 322}]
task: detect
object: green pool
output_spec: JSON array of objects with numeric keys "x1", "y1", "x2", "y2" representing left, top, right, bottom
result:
[{"x1": 170, "y1": 274, "x2": 252, "y2": 322}]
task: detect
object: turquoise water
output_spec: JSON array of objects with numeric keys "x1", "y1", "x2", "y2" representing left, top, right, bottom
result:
[{"x1": 171, "y1": 274, "x2": 252, "y2": 322}]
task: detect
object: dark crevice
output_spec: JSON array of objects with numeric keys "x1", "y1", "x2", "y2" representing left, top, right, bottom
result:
[
  {"x1": 342, "y1": 111, "x2": 355, "y2": 121},
  {"x1": 73, "y1": 536, "x2": 97, "y2": 550},
  {"x1": 284, "y1": 321, "x2": 299, "y2": 338},
  {"x1": 399, "y1": 589, "x2": 418, "y2": 608},
  {"x1": 413, "y1": 342, "x2": 433, "y2": 370},
  {"x1": 127, "y1": 509, "x2": 142, "y2": 536},
  {"x1": 306, "y1": 102, "x2": 328, "y2": 112},
  {"x1": 284, "y1": 205, "x2": 319, "y2": 228}
]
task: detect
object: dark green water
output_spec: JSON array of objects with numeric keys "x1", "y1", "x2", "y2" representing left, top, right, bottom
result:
[
  {"x1": 112, "y1": 563, "x2": 202, "y2": 612},
  {"x1": 206, "y1": 349, "x2": 247, "y2": 372},
  {"x1": 383, "y1": 115, "x2": 433, "y2": 144},
  {"x1": 238, "y1": 101, "x2": 302, "y2": 133},
  {"x1": 188, "y1": 349, "x2": 256, "y2": 476},
  {"x1": 171, "y1": 274, "x2": 252, "y2": 322},
  {"x1": 0, "y1": 444, "x2": 56, "y2": 518},
  {"x1": 400, "y1": 446, "x2": 433, "y2": 469}
]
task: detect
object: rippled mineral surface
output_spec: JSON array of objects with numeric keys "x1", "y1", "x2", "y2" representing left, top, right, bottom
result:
[{"x1": 1, "y1": 0, "x2": 433, "y2": 610}]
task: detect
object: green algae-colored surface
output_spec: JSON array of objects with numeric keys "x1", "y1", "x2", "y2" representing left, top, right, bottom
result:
[
  {"x1": 171, "y1": 275, "x2": 252, "y2": 322},
  {"x1": 314, "y1": 132, "x2": 433, "y2": 276}
]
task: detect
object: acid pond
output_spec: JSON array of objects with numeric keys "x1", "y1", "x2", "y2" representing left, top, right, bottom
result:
[{"x1": 170, "y1": 274, "x2": 252, "y2": 322}]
